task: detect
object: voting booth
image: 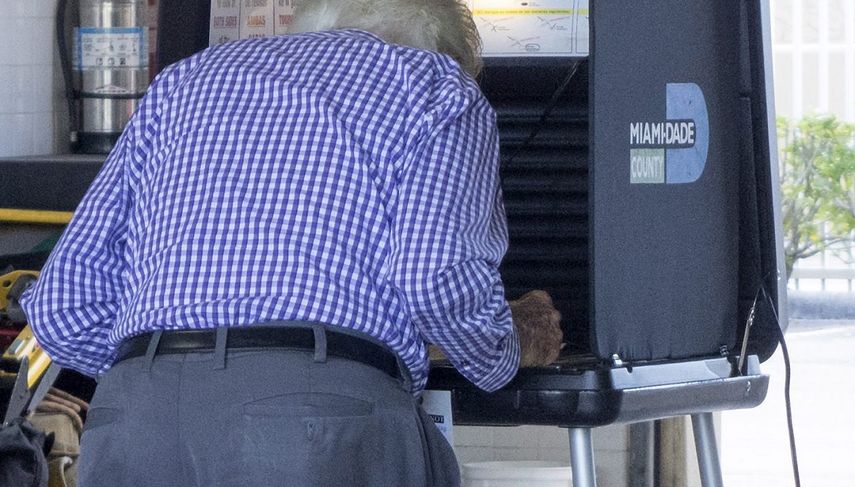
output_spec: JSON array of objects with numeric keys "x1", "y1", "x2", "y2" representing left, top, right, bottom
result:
[
  {"x1": 427, "y1": 2, "x2": 785, "y2": 486},
  {"x1": 431, "y1": 0, "x2": 784, "y2": 421},
  {"x1": 1, "y1": 1, "x2": 785, "y2": 486}
]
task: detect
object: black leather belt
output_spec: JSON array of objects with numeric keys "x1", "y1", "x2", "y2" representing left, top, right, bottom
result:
[{"x1": 114, "y1": 327, "x2": 401, "y2": 380}]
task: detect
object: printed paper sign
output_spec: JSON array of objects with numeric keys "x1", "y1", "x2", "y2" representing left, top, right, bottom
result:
[
  {"x1": 210, "y1": 0, "x2": 296, "y2": 45},
  {"x1": 241, "y1": 0, "x2": 275, "y2": 39},
  {"x1": 210, "y1": 0, "x2": 240, "y2": 45},
  {"x1": 421, "y1": 390, "x2": 454, "y2": 446},
  {"x1": 274, "y1": 0, "x2": 296, "y2": 35},
  {"x1": 75, "y1": 27, "x2": 147, "y2": 69},
  {"x1": 211, "y1": 0, "x2": 588, "y2": 55},
  {"x1": 469, "y1": 0, "x2": 589, "y2": 57}
]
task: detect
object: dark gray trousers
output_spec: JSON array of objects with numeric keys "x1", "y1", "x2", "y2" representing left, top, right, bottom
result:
[{"x1": 79, "y1": 328, "x2": 460, "y2": 486}]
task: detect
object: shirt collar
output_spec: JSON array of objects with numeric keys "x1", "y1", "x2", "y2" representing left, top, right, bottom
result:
[{"x1": 294, "y1": 28, "x2": 387, "y2": 45}]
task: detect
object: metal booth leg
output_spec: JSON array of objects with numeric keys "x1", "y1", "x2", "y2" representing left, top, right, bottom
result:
[
  {"x1": 691, "y1": 413, "x2": 724, "y2": 487},
  {"x1": 568, "y1": 427, "x2": 597, "y2": 487}
]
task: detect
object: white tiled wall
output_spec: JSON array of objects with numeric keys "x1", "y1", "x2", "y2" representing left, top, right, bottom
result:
[
  {"x1": 0, "y1": 0, "x2": 65, "y2": 158},
  {"x1": 454, "y1": 424, "x2": 630, "y2": 487}
]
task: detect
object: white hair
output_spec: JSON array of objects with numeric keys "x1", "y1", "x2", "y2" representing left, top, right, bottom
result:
[{"x1": 288, "y1": 0, "x2": 483, "y2": 78}]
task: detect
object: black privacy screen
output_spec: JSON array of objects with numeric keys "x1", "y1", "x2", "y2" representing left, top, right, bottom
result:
[
  {"x1": 590, "y1": 0, "x2": 743, "y2": 362},
  {"x1": 490, "y1": 0, "x2": 780, "y2": 364}
]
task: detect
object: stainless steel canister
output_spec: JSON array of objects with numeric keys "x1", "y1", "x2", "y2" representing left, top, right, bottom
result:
[{"x1": 74, "y1": 0, "x2": 149, "y2": 153}]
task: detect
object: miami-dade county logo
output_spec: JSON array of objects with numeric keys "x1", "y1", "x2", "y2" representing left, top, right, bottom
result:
[{"x1": 629, "y1": 83, "x2": 709, "y2": 184}]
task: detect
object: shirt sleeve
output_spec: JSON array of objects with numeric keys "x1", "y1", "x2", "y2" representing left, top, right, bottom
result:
[
  {"x1": 390, "y1": 83, "x2": 520, "y2": 393},
  {"x1": 19, "y1": 62, "x2": 187, "y2": 377}
]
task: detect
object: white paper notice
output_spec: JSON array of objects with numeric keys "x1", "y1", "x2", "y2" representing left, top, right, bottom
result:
[
  {"x1": 210, "y1": 0, "x2": 296, "y2": 45},
  {"x1": 274, "y1": 0, "x2": 296, "y2": 36},
  {"x1": 75, "y1": 28, "x2": 147, "y2": 70},
  {"x1": 421, "y1": 390, "x2": 454, "y2": 446},
  {"x1": 210, "y1": 0, "x2": 240, "y2": 45},
  {"x1": 469, "y1": 0, "x2": 589, "y2": 57},
  {"x1": 241, "y1": 0, "x2": 274, "y2": 40}
]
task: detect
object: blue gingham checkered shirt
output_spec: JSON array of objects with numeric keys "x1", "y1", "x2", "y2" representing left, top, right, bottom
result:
[{"x1": 21, "y1": 30, "x2": 519, "y2": 393}]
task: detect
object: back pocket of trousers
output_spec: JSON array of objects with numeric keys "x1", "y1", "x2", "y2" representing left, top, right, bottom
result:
[{"x1": 240, "y1": 392, "x2": 375, "y2": 485}]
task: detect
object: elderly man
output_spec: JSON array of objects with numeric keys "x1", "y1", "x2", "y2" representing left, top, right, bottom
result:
[{"x1": 21, "y1": 0, "x2": 563, "y2": 485}]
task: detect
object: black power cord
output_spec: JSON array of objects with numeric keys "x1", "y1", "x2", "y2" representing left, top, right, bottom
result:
[
  {"x1": 762, "y1": 284, "x2": 802, "y2": 487},
  {"x1": 502, "y1": 61, "x2": 583, "y2": 167}
]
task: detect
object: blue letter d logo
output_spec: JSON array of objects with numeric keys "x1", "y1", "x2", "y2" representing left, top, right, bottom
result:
[{"x1": 666, "y1": 83, "x2": 709, "y2": 184}]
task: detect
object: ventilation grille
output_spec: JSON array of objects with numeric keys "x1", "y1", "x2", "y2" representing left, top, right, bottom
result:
[{"x1": 483, "y1": 60, "x2": 591, "y2": 353}]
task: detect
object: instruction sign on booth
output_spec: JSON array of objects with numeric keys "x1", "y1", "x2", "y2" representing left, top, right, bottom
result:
[{"x1": 209, "y1": 0, "x2": 589, "y2": 58}]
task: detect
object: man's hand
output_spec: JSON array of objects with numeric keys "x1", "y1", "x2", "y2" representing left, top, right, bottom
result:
[{"x1": 510, "y1": 290, "x2": 563, "y2": 367}]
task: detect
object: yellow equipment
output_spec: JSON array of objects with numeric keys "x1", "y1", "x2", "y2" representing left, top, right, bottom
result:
[
  {"x1": 0, "y1": 208, "x2": 73, "y2": 225},
  {"x1": 1, "y1": 211, "x2": 71, "y2": 423},
  {"x1": 2, "y1": 271, "x2": 51, "y2": 387},
  {"x1": 2, "y1": 326, "x2": 52, "y2": 390}
]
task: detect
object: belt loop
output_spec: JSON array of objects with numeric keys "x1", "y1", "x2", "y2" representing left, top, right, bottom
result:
[
  {"x1": 214, "y1": 327, "x2": 228, "y2": 370},
  {"x1": 144, "y1": 330, "x2": 164, "y2": 371},
  {"x1": 312, "y1": 324, "x2": 327, "y2": 363}
]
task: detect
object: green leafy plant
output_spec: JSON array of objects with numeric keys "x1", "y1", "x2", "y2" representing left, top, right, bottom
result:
[{"x1": 778, "y1": 115, "x2": 855, "y2": 278}]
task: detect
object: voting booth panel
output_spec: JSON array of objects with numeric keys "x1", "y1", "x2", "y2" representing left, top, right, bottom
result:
[
  {"x1": 468, "y1": 0, "x2": 783, "y2": 372},
  {"x1": 589, "y1": 0, "x2": 782, "y2": 365}
]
